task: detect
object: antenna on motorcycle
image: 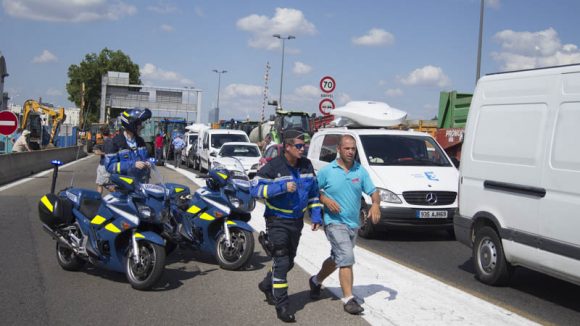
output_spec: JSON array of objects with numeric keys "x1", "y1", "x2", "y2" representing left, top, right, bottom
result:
[{"x1": 50, "y1": 160, "x2": 63, "y2": 194}]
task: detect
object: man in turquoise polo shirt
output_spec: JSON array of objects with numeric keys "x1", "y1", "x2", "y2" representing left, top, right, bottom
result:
[{"x1": 309, "y1": 134, "x2": 381, "y2": 315}]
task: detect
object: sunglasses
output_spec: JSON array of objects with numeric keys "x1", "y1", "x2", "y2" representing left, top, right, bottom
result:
[{"x1": 293, "y1": 143, "x2": 305, "y2": 150}]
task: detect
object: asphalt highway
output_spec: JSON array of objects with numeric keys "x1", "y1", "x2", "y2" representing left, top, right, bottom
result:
[{"x1": 0, "y1": 156, "x2": 368, "y2": 326}]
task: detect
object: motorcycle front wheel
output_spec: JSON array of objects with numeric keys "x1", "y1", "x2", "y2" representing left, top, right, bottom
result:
[
  {"x1": 125, "y1": 241, "x2": 165, "y2": 290},
  {"x1": 215, "y1": 228, "x2": 255, "y2": 270}
]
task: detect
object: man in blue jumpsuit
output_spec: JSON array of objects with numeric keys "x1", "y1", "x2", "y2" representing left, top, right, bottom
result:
[
  {"x1": 105, "y1": 108, "x2": 152, "y2": 183},
  {"x1": 251, "y1": 129, "x2": 323, "y2": 323}
]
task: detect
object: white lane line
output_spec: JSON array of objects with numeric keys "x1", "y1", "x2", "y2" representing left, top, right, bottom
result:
[
  {"x1": 165, "y1": 165, "x2": 540, "y2": 325},
  {"x1": 0, "y1": 155, "x2": 91, "y2": 192}
]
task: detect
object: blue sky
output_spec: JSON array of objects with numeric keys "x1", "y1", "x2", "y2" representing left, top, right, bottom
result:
[{"x1": 2, "y1": 0, "x2": 580, "y2": 121}]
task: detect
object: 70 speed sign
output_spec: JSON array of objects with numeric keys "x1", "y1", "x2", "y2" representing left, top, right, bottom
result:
[{"x1": 320, "y1": 76, "x2": 336, "y2": 94}]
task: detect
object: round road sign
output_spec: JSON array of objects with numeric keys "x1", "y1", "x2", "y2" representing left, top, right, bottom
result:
[
  {"x1": 0, "y1": 111, "x2": 18, "y2": 136},
  {"x1": 319, "y1": 98, "x2": 335, "y2": 116},
  {"x1": 320, "y1": 76, "x2": 336, "y2": 94}
]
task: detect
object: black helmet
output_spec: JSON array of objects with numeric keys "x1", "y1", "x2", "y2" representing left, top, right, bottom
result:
[{"x1": 120, "y1": 108, "x2": 152, "y2": 133}]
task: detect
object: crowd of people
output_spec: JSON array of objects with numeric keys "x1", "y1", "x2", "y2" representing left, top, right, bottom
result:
[{"x1": 85, "y1": 108, "x2": 380, "y2": 323}]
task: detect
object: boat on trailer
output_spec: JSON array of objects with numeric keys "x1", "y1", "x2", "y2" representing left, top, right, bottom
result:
[{"x1": 330, "y1": 101, "x2": 407, "y2": 127}]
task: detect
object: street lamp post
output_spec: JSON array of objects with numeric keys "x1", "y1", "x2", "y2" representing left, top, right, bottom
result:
[
  {"x1": 476, "y1": 0, "x2": 484, "y2": 84},
  {"x1": 273, "y1": 34, "x2": 295, "y2": 110},
  {"x1": 212, "y1": 69, "x2": 227, "y2": 122}
]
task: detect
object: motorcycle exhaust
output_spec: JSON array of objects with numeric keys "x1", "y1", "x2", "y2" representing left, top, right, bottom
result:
[{"x1": 42, "y1": 224, "x2": 75, "y2": 251}]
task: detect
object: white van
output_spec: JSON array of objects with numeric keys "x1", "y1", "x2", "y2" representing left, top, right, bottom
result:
[
  {"x1": 308, "y1": 127, "x2": 459, "y2": 238},
  {"x1": 456, "y1": 64, "x2": 580, "y2": 286},
  {"x1": 181, "y1": 124, "x2": 208, "y2": 168},
  {"x1": 198, "y1": 129, "x2": 250, "y2": 172}
]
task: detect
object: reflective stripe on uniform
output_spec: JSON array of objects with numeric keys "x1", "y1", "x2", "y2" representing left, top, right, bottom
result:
[
  {"x1": 273, "y1": 283, "x2": 288, "y2": 289},
  {"x1": 263, "y1": 185, "x2": 268, "y2": 199},
  {"x1": 265, "y1": 200, "x2": 293, "y2": 214},
  {"x1": 116, "y1": 163, "x2": 121, "y2": 173}
]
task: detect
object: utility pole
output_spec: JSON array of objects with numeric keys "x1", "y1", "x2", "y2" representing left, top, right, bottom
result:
[
  {"x1": 476, "y1": 0, "x2": 484, "y2": 84},
  {"x1": 80, "y1": 82, "x2": 85, "y2": 130}
]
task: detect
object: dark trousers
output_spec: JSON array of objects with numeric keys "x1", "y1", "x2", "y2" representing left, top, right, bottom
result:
[
  {"x1": 260, "y1": 217, "x2": 304, "y2": 309},
  {"x1": 174, "y1": 151, "x2": 182, "y2": 168},
  {"x1": 155, "y1": 148, "x2": 163, "y2": 161}
]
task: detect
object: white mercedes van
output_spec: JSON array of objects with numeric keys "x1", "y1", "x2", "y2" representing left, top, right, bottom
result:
[
  {"x1": 456, "y1": 64, "x2": 580, "y2": 286},
  {"x1": 308, "y1": 127, "x2": 459, "y2": 238},
  {"x1": 198, "y1": 129, "x2": 250, "y2": 172}
]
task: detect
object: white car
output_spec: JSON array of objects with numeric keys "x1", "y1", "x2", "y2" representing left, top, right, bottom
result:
[{"x1": 212, "y1": 142, "x2": 261, "y2": 178}]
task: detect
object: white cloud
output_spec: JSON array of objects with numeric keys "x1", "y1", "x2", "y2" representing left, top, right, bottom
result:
[
  {"x1": 222, "y1": 84, "x2": 263, "y2": 99},
  {"x1": 236, "y1": 7, "x2": 317, "y2": 50},
  {"x1": 486, "y1": 0, "x2": 501, "y2": 9},
  {"x1": 336, "y1": 93, "x2": 351, "y2": 105},
  {"x1": 352, "y1": 28, "x2": 395, "y2": 46},
  {"x1": 292, "y1": 61, "x2": 312, "y2": 75},
  {"x1": 3, "y1": 0, "x2": 136, "y2": 22},
  {"x1": 399, "y1": 65, "x2": 450, "y2": 87},
  {"x1": 32, "y1": 50, "x2": 57, "y2": 63},
  {"x1": 147, "y1": 1, "x2": 177, "y2": 14},
  {"x1": 140, "y1": 63, "x2": 193, "y2": 85},
  {"x1": 491, "y1": 28, "x2": 580, "y2": 71},
  {"x1": 294, "y1": 85, "x2": 318, "y2": 98},
  {"x1": 160, "y1": 24, "x2": 174, "y2": 32},
  {"x1": 193, "y1": 6, "x2": 204, "y2": 17},
  {"x1": 46, "y1": 88, "x2": 63, "y2": 96},
  {"x1": 386, "y1": 88, "x2": 403, "y2": 97}
]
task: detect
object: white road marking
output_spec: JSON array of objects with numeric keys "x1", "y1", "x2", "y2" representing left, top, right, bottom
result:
[{"x1": 167, "y1": 164, "x2": 537, "y2": 326}]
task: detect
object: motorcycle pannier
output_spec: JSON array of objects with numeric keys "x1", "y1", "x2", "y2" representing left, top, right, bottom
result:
[{"x1": 38, "y1": 193, "x2": 74, "y2": 228}]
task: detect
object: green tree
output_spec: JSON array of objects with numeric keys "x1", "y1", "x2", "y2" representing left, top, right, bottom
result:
[{"x1": 66, "y1": 48, "x2": 141, "y2": 127}]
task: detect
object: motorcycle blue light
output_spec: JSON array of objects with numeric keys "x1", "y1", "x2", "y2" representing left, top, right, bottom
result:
[{"x1": 51, "y1": 160, "x2": 63, "y2": 166}]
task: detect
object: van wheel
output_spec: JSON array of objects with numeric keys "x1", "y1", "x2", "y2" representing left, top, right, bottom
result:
[
  {"x1": 358, "y1": 201, "x2": 376, "y2": 239},
  {"x1": 473, "y1": 226, "x2": 513, "y2": 286}
]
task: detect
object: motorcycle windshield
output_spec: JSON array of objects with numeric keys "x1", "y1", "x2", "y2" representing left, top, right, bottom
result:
[{"x1": 214, "y1": 157, "x2": 249, "y2": 183}]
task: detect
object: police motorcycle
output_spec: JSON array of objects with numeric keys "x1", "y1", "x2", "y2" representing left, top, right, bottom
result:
[
  {"x1": 38, "y1": 160, "x2": 166, "y2": 290},
  {"x1": 164, "y1": 157, "x2": 256, "y2": 270}
]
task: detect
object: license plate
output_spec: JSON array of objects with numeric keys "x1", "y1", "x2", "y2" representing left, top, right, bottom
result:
[{"x1": 417, "y1": 210, "x2": 448, "y2": 218}]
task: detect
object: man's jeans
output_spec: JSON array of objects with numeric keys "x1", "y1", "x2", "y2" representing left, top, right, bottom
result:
[{"x1": 174, "y1": 151, "x2": 182, "y2": 168}]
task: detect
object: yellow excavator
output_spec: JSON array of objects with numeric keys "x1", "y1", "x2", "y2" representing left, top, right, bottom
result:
[{"x1": 21, "y1": 99, "x2": 67, "y2": 150}]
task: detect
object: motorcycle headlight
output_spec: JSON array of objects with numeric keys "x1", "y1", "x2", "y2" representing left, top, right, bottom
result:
[
  {"x1": 136, "y1": 203, "x2": 155, "y2": 220},
  {"x1": 228, "y1": 194, "x2": 241, "y2": 208},
  {"x1": 378, "y1": 188, "x2": 402, "y2": 204}
]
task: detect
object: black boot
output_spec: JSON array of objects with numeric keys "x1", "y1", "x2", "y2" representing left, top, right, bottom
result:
[
  {"x1": 276, "y1": 306, "x2": 296, "y2": 323},
  {"x1": 258, "y1": 281, "x2": 275, "y2": 305}
]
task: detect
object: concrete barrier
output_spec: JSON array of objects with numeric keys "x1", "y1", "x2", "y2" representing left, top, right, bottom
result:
[{"x1": 0, "y1": 146, "x2": 87, "y2": 186}]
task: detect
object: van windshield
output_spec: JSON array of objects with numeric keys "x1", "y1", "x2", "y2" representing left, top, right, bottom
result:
[
  {"x1": 211, "y1": 134, "x2": 249, "y2": 148},
  {"x1": 359, "y1": 135, "x2": 451, "y2": 167}
]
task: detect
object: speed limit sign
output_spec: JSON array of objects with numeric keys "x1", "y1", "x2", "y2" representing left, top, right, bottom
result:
[
  {"x1": 320, "y1": 76, "x2": 336, "y2": 94},
  {"x1": 319, "y1": 98, "x2": 335, "y2": 116}
]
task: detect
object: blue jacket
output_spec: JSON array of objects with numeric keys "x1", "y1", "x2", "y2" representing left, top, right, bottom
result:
[
  {"x1": 105, "y1": 133, "x2": 150, "y2": 183},
  {"x1": 251, "y1": 154, "x2": 322, "y2": 224}
]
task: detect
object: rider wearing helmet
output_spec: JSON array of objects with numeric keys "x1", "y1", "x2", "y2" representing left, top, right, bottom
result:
[{"x1": 105, "y1": 108, "x2": 152, "y2": 183}]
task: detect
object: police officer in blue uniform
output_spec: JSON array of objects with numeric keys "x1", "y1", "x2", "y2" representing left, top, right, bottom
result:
[
  {"x1": 105, "y1": 108, "x2": 152, "y2": 183},
  {"x1": 251, "y1": 128, "x2": 323, "y2": 323}
]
